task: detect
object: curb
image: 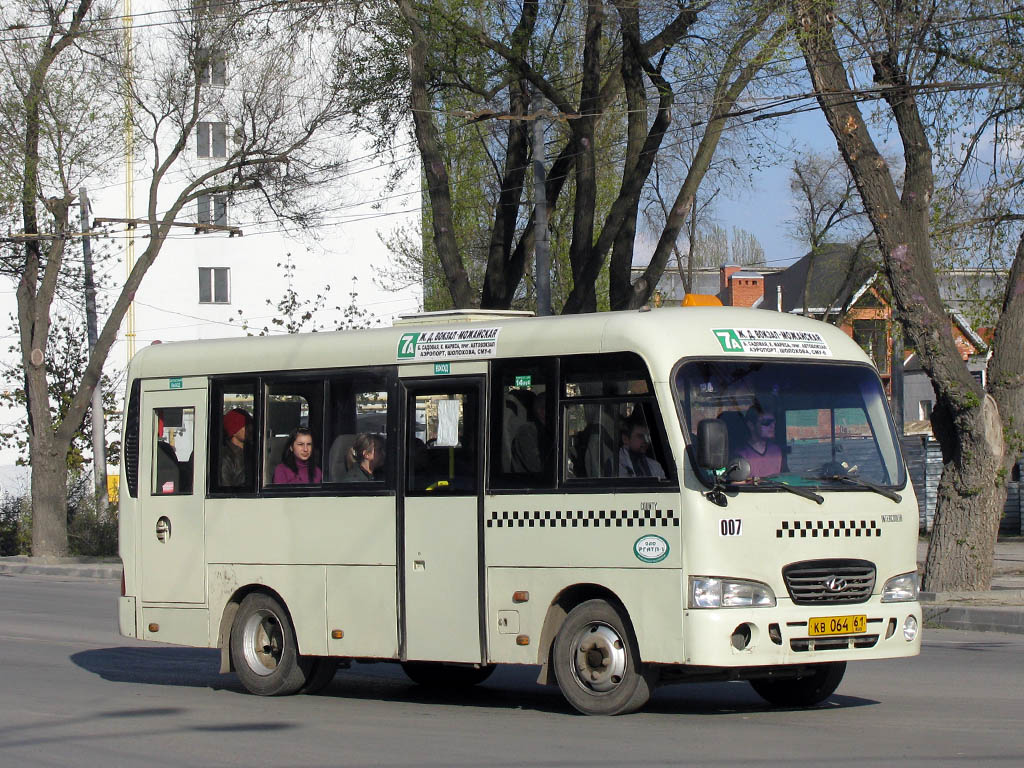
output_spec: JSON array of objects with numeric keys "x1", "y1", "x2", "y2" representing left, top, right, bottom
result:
[
  {"x1": 0, "y1": 558, "x2": 120, "y2": 580},
  {"x1": 923, "y1": 604, "x2": 1024, "y2": 635}
]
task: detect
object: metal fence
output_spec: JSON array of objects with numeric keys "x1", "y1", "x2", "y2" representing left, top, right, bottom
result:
[{"x1": 901, "y1": 435, "x2": 1023, "y2": 534}]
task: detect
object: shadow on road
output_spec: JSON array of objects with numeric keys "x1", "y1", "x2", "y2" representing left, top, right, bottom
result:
[
  {"x1": 71, "y1": 646, "x2": 231, "y2": 690},
  {"x1": 70, "y1": 649, "x2": 877, "y2": 716}
]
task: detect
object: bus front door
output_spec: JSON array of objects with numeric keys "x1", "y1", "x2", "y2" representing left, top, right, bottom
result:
[
  {"x1": 401, "y1": 379, "x2": 484, "y2": 663},
  {"x1": 138, "y1": 387, "x2": 207, "y2": 604}
]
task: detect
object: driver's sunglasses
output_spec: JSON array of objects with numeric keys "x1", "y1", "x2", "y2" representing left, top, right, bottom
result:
[{"x1": 758, "y1": 417, "x2": 775, "y2": 427}]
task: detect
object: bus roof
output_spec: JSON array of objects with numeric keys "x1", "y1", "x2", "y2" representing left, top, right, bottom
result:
[{"x1": 126, "y1": 306, "x2": 872, "y2": 382}]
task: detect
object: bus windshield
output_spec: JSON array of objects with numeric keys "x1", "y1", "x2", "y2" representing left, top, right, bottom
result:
[{"x1": 675, "y1": 360, "x2": 905, "y2": 489}]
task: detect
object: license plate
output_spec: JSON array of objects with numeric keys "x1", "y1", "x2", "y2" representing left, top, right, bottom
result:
[{"x1": 808, "y1": 614, "x2": 867, "y2": 636}]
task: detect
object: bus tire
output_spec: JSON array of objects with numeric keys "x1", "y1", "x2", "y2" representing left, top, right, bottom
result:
[
  {"x1": 749, "y1": 661, "x2": 846, "y2": 706},
  {"x1": 300, "y1": 658, "x2": 338, "y2": 695},
  {"x1": 230, "y1": 592, "x2": 311, "y2": 696},
  {"x1": 401, "y1": 661, "x2": 496, "y2": 687},
  {"x1": 552, "y1": 599, "x2": 654, "y2": 716}
]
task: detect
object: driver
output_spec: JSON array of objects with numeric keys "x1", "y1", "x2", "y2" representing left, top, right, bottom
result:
[{"x1": 735, "y1": 401, "x2": 782, "y2": 477}]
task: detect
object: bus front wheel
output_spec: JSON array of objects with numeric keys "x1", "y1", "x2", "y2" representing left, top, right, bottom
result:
[
  {"x1": 749, "y1": 661, "x2": 846, "y2": 706},
  {"x1": 230, "y1": 592, "x2": 311, "y2": 696},
  {"x1": 552, "y1": 599, "x2": 655, "y2": 716}
]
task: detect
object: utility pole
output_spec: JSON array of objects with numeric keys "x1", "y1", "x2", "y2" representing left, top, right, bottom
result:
[
  {"x1": 532, "y1": 100, "x2": 551, "y2": 317},
  {"x1": 80, "y1": 188, "x2": 107, "y2": 513}
]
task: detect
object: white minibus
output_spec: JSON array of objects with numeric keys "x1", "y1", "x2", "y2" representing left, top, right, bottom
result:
[{"x1": 118, "y1": 306, "x2": 921, "y2": 714}]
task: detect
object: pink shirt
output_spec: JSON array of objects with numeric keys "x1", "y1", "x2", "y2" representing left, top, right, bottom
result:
[
  {"x1": 736, "y1": 442, "x2": 782, "y2": 478},
  {"x1": 273, "y1": 458, "x2": 322, "y2": 484}
]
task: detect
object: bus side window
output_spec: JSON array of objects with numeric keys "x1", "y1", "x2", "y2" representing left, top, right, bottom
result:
[
  {"x1": 490, "y1": 358, "x2": 556, "y2": 490},
  {"x1": 209, "y1": 381, "x2": 257, "y2": 494},
  {"x1": 325, "y1": 372, "x2": 391, "y2": 486},
  {"x1": 561, "y1": 352, "x2": 674, "y2": 484},
  {"x1": 263, "y1": 379, "x2": 324, "y2": 487},
  {"x1": 152, "y1": 407, "x2": 194, "y2": 495}
]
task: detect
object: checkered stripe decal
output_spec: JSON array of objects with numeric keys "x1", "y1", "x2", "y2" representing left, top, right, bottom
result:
[
  {"x1": 487, "y1": 508, "x2": 678, "y2": 529},
  {"x1": 777, "y1": 520, "x2": 881, "y2": 538}
]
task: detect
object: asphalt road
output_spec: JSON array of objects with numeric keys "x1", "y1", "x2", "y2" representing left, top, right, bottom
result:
[{"x1": 1, "y1": 574, "x2": 1022, "y2": 768}]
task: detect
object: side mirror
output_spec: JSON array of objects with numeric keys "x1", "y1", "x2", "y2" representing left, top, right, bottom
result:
[
  {"x1": 726, "y1": 457, "x2": 751, "y2": 483},
  {"x1": 696, "y1": 419, "x2": 728, "y2": 469}
]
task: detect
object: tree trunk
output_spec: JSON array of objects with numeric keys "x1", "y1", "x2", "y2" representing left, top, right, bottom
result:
[
  {"x1": 792, "y1": 0, "x2": 1008, "y2": 591},
  {"x1": 566, "y1": 0, "x2": 603, "y2": 315},
  {"x1": 397, "y1": 0, "x2": 474, "y2": 308},
  {"x1": 29, "y1": 435, "x2": 69, "y2": 558}
]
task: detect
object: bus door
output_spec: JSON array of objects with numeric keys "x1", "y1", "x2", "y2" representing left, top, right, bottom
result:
[
  {"x1": 139, "y1": 386, "x2": 207, "y2": 604},
  {"x1": 400, "y1": 378, "x2": 485, "y2": 663}
]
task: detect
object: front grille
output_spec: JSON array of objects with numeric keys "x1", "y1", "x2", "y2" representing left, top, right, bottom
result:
[
  {"x1": 791, "y1": 635, "x2": 879, "y2": 652},
  {"x1": 783, "y1": 559, "x2": 875, "y2": 605}
]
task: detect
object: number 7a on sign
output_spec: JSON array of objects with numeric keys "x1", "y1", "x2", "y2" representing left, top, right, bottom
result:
[
  {"x1": 397, "y1": 332, "x2": 419, "y2": 359},
  {"x1": 713, "y1": 329, "x2": 744, "y2": 352}
]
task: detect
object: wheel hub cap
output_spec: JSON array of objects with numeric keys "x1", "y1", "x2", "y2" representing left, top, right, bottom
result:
[
  {"x1": 242, "y1": 610, "x2": 283, "y2": 676},
  {"x1": 571, "y1": 622, "x2": 627, "y2": 693}
]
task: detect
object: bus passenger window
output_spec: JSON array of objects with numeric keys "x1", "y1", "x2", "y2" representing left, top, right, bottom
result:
[
  {"x1": 325, "y1": 374, "x2": 390, "y2": 485},
  {"x1": 152, "y1": 407, "x2": 195, "y2": 495},
  {"x1": 491, "y1": 358, "x2": 556, "y2": 490},
  {"x1": 210, "y1": 383, "x2": 256, "y2": 494},
  {"x1": 264, "y1": 380, "x2": 324, "y2": 487}
]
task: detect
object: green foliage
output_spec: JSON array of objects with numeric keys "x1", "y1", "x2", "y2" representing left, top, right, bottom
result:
[
  {"x1": 65, "y1": 471, "x2": 117, "y2": 557},
  {"x1": 0, "y1": 492, "x2": 31, "y2": 556}
]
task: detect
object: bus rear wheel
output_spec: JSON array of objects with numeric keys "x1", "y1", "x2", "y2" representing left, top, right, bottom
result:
[
  {"x1": 749, "y1": 661, "x2": 846, "y2": 706},
  {"x1": 552, "y1": 599, "x2": 655, "y2": 716},
  {"x1": 401, "y1": 661, "x2": 495, "y2": 688},
  {"x1": 230, "y1": 592, "x2": 311, "y2": 696}
]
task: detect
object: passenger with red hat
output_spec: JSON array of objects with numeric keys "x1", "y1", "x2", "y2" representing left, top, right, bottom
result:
[{"x1": 220, "y1": 408, "x2": 252, "y2": 487}]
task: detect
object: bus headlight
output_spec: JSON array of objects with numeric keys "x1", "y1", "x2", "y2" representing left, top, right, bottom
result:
[
  {"x1": 881, "y1": 572, "x2": 919, "y2": 602},
  {"x1": 690, "y1": 577, "x2": 776, "y2": 608}
]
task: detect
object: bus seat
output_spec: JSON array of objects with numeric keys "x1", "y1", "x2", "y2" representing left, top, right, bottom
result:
[
  {"x1": 326, "y1": 434, "x2": 356, "y2": 481},
  {"x1": 717, "y1": 410, "x2": 747, "y2": 459},
  {"x1": 155, "y1": 441, "x2": 181, "y2": 494},
  {"x1": 579, "y1": 422, "x2": 616, "y2": 479},
  {"x1": 502, "y1": 390, "x2": 533, "y2": 472}
]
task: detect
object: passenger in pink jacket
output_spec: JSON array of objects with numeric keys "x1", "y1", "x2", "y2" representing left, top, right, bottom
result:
[{"x1": 273, "y1": 427, "x2": 323, "y2": 484}]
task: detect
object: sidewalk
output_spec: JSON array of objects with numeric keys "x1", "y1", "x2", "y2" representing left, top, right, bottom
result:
[
  {"x1": 3, "y1": 540, "x2": 1024, "y2": 634},
  {"x1": 917, "y1": 538, "x2": 1024, "y2": 634}
]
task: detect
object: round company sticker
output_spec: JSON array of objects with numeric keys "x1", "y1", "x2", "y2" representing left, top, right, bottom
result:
[{"x1": 633, "y1": 534, "x2": 669, "y2": 564}]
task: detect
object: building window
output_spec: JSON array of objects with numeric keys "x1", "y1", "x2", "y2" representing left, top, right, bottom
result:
[
  {"x1": 919, "y1": 400, "x2": 933, "y2": 420},
  {"x1": 197, "y1": 49, "x2": 226, "y2": 86},
  {"x1": 197, "y1": 121, "x2": 227, "y2": 158},
  {"x1": 199, "y1": 267, "x2": 230, "y2": 304},
  {"x1": 198, "y1": 194, "x2": 227, "y2": 226}
]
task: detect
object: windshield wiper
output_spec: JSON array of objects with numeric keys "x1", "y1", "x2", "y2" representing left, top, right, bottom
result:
[
  {"x1": 821, "y1": 474, "x2": 902, "y2": 503},
  {"x1": 749, "y1": 479, "x2": 824, "y2": 505}
]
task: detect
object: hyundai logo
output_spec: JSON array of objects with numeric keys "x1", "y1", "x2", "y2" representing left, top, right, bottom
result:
[{"x1": 824, "y1": 576, "x2": 848, "y2": 592}]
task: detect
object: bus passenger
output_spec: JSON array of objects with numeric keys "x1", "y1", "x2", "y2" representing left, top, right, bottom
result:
[
  {"x1": 735, "y1": 402, "x2": 782, "y2": 477},
  {"x1": 220, "y1": 408, "x2": 252, "y2": 487},
  {"x1": 342, "y1": 433, "x2": 385, "y2": 482},
  {"x1": 618, "y1": 416, "x2": 666, "y2": 479},
  {"x1": 273, "y1": 427, "x2": 323, "y2": 484}
]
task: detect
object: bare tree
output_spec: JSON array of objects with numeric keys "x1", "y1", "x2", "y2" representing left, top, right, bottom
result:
[
  {"x1": 787, "y1": 150, "x2": 872, "y2": 249},
  {"x1": 2, "y1": 1, "x2": 353, "y2": 556}
]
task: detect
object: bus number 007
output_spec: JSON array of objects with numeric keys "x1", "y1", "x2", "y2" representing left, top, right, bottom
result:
[{"x1": 719, "y1": 518, "x2": 742, "y2": 536}]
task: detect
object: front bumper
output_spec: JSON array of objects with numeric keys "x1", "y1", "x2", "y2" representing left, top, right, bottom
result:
[{"x1": 681, "y1": 598, "x2": 922, "y2": 667}]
